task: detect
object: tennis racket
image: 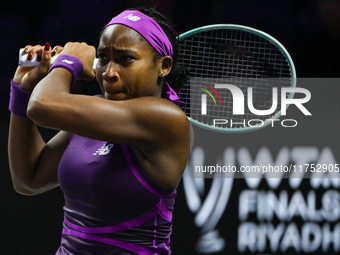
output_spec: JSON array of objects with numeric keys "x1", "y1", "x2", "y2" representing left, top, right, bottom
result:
[
  {"x1": 18, "y1": 48, "x2": 98, "y2": 70},
  {"x1": 19, "y1": 24, "x2": 296, "y2": 133},
  {"x1": 177, "y1": 24, "x2": 296, "y2": 132}
]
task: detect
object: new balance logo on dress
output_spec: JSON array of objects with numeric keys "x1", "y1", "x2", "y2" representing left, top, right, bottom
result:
[
  {"x1": 93, "y1": 143, "x2": 114, "y2": 155},
  {"x1": 124, "y1": 14, "x2": 140, "y2": 21}
]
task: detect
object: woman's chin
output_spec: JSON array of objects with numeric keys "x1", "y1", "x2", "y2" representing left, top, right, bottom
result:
[{"x1": 105, "y1": 93, "x2": 128, "y2": 101}]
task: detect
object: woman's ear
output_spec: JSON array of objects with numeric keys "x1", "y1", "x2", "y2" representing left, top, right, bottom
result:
[{"x1": 159, "y1": 56, "x2": 173, "y2": 77}]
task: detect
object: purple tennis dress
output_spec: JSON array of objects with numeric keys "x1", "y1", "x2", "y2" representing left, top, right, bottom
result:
[{"x1": 55, "y1": 134, "x2": 176, "y2": 254}]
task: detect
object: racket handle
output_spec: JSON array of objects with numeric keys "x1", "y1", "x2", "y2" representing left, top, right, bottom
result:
[{"x1": 18, "y1": 48, "x2": 98, "y2": 71}]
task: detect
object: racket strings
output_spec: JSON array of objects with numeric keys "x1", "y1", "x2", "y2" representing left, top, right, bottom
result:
[{"x1": 178, "y1": 27, "x2": 293, "y2": 129}]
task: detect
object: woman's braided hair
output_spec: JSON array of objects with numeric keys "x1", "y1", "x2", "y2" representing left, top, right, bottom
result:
[{"x1": 128, "y1": 7, "x2": 189, "y2": 93}]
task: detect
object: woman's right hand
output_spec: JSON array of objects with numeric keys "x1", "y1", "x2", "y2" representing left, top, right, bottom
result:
[
  {"x1": 60, "y1": 42, "x2": 96, "y2": 81},
  {"x1": 13, "y1": 43, "x2": 63, "y2": 91}
]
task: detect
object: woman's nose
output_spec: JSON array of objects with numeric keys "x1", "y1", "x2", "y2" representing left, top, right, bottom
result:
[{"x1": 102, "y1": 63, "x2": 119, "y2": 81}]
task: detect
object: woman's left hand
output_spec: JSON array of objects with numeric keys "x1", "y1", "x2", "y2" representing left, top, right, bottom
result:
[{"x1": 13, "y1": 44, "x2": 64, "y2": 91}]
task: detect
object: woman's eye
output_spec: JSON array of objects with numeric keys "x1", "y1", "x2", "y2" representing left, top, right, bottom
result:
[
  {"x1": 98, "y1": 55, "x2": 109, "y2": 63},
  {"x1": 121, "y1": 55, "x2": 134, "y2": 61}
]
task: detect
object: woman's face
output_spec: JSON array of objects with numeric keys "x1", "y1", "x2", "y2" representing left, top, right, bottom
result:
[{"x1": 96, "y1": 24, "x2": 164, "y2": 101}]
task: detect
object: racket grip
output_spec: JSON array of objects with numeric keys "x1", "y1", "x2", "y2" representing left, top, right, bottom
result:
[{"x1": 18, "y1": 48, "x2": 98, "y2": 71}]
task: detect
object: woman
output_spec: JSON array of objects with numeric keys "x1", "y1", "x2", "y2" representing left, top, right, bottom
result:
[{"x1": 8, "y1": 7, "x2": 191, "y2": 254}]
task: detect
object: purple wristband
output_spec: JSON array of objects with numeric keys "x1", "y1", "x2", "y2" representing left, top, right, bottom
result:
[
  {"x1": 9, "y1": 80, "x2": 32, "y2": 117},
  {"x1": 48, "y1": 54, "x2": 84, "y2": 83}
]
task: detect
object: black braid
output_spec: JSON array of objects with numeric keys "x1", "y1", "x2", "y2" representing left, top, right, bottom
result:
[{"x1": 128, "y1": 7, "x2": 189, "y2": 93}]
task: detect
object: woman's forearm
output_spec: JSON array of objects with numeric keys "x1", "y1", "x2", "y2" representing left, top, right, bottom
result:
[{"x1": 27, "y1": 68, "x2": 73, "y2": 128}]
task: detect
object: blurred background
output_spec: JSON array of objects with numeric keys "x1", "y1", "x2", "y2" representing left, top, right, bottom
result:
[{"x1": 1, "y1": 0, "x2": 339, "y2": 254}]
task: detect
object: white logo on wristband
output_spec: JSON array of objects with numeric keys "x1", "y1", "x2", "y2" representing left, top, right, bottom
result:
[{"x1": 62, "y1": 59, "x2": 74, "y2": 65}]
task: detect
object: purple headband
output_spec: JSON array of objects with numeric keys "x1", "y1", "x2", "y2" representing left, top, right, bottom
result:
[{"x1": 105, "y1": 10, "x2": 183, "y2": 104}]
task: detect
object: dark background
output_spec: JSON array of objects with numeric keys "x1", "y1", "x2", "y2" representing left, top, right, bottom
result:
[{"x1": 1, "y1": 0, "x2": 339, "y2": 254}]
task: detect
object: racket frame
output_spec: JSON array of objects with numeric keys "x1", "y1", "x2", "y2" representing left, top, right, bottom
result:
[{"x1": 178, "y1": 24, "x2": 297, "y2": 133}]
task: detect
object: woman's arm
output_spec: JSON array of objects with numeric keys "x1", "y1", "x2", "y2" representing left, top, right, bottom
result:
[
  {"x1": 8, "y1": 44, "x2": 70, "y2": 195},
  {"x1": 28, "y1": 42, "x2": 189, "y2": 152}
]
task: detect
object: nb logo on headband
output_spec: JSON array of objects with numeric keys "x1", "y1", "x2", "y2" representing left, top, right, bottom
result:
[{"x1": 124, "y1": 14, "x2": 140, "y2": 22}]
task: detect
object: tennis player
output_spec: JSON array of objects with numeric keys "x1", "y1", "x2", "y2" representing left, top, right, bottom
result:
[{"x1": 8, "y1": 7, "x2": 191, "y2": 254}]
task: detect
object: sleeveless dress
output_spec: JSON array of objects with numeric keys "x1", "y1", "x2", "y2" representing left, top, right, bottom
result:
[{"x1": 55, "y1": 134, "x2": 176, "y2": 255}]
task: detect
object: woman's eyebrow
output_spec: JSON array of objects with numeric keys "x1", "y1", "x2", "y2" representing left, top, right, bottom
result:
[
  {"x1": 97, "y1": 46, "x2": 137, "y2": 54},
  {"x1": 97, "y1": 46, "x2": 108, "y2": 52}
]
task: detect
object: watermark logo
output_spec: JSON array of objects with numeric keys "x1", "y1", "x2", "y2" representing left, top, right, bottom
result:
[
  {"x1": 192, "y1": 78, "x2": 312, "y2": 129},
  {"x1": 199, "y1": 82, "x2": 223, "y2": 115},
  {"x1": 200, "y1": 83, "x2": 311, "y2": 116}
]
